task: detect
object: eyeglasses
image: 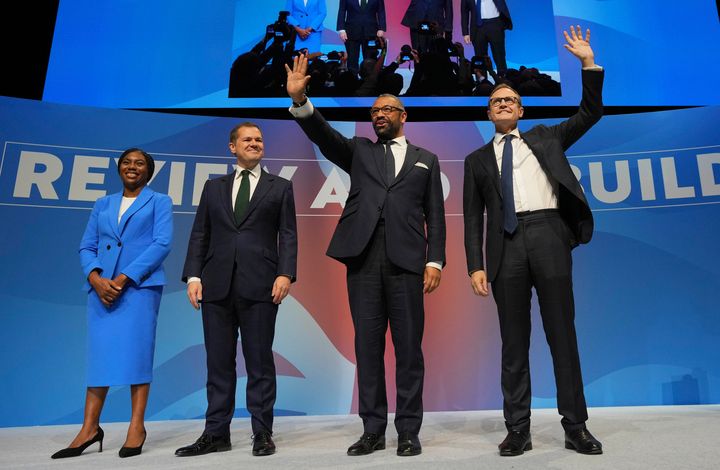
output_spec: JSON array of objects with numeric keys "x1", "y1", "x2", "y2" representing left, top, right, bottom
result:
[
  {"x1": 489, "y1": 96, "x2": 520, "y2": 107},
  {"x1": 370, "y1": 105, "x2": 405, "y2": 117}
]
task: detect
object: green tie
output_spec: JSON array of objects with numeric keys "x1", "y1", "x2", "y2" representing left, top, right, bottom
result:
[
  {"x1": 234, "y1": 169, "x2": 250, "y2": 225},
  {"x1": 361, "y1": 0, "x2": 367, "y2": 9}
]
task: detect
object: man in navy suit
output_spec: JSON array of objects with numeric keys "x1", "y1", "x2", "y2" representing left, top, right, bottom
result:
[
  {"x1": 337, "y1": 0, "x2": 386, "y2": 75},
  {"x1": 401, "y1": 0, "x2": 453, "y2": 53},
  {"x1": 463, "y1": 27, "x2": 603, "y2": 456},
  {"x1": 285, "y1": 55, "x2": 446, "y2": 457},
  {"x1": 177, "y1": 122, "x2": 297, "y2": 457},
  {"x1": 461, "y1": 0, "x2": 512, "y2": 74}
]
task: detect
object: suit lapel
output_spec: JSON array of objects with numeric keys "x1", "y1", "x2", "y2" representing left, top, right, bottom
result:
[
  {"x1": 392, "y1": 142, "x2": 421, "y2": 186},
  {"x1": 221, "y1": 171, "x2": 235, "y2": 223},
  {"x1": 238, "y1": 170, "x2": 274, "y2": 225},
  {"x1": 118, "y1": 186, "x2": 154, "y2": 235},
  {"x1": 478, "y1": 143, "x2": 502, "y2": 198},
  {"x1": 107, "y1": 192, "x2": 122, "y2": 238},
  {"x1": 372, "y1": 142, "x2": 388, "y2": 187}
]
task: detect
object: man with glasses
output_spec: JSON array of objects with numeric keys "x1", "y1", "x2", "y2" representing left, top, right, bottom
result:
[
  {"x1": 463, "y1": 26, "x2": 604, "y2": 456},
  {"x1": 285, "y1": 55, "x2": 446, "y2": 457}
]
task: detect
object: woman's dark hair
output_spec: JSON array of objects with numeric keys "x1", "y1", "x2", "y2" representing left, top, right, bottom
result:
[{"x1": 117, "y1": 148, "x2": 155, "y2": 180}]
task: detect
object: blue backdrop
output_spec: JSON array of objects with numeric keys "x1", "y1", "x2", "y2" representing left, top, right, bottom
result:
[{"x1": 1, "y1": 95, "x2": 718, "y2": 427}]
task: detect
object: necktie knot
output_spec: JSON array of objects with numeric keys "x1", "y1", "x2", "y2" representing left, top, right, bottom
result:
[{"x1": 241, "y1": 169, "x2": 250, "y2": 176}]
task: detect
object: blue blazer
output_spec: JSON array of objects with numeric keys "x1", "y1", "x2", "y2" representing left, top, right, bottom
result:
[
  {"x1": 286, "y1": 0, "x2": 327, "y2": 32},
  {"x1": 182, "y1": 170, "x2": 298, "y2": 303},
  {"x1": 79, "y1": 186, "x2": 173, "y2": 291}
]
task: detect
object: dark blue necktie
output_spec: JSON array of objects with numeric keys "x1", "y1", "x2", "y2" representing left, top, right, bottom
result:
[
  {"x1": 476, "y1": 0, "x2": 484, "y2": 26},
  {"x1": 500, "y1": 134, "x2": 517, "y2": 234},
  {"x1": 384, "y1": 141, "x2": 395, "y2": 185}
]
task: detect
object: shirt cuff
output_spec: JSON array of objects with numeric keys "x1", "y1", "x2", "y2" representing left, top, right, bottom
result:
[
  {"x1": 582, "y1": 65, "x2": 603, "y2": 71},
  {"x1": 187, "y1": 277, "x2": 201, "y2": 284},
  {"x1": 426, "y1": 262, "x2": 443, "y2": 271},
  {"x1": 288, "y1": 98, "x2": 314, "y2": 118}
]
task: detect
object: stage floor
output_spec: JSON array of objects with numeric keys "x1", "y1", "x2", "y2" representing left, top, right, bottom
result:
[{"x1": 2, "y1": 405, "x2": 718, "y2": 469}]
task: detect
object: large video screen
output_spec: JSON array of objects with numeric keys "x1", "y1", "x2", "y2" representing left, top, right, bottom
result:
[{"x1": 43, "y1": 0, "x2": 720, "y2": 109}]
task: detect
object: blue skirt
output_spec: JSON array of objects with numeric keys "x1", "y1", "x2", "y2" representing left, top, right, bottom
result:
[{"x1": 86, "y1": 285, "x2": 162, "y2": 386}]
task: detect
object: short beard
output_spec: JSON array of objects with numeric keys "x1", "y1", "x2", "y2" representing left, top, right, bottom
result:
[{"x1": 373, "y1": 122, "x2": 400, "y2": 141}]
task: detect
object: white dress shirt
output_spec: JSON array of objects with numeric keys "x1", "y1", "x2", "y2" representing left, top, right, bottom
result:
[
  {"x1": 479, "y1": 0, "x2": 501, "y2": 20},
  {"x1": 494, "y1": 128, "x2": 558, "y2": 212},
  {"x1": 118, "y1": 196, "x2": 136, "y2": 222}
]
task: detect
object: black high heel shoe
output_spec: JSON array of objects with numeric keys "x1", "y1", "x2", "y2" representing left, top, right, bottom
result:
[
  {"x1": 51, "y1": 426, "x2": 104, "y2": 459},
  {"x1": 118, "y1": 429, "x2": 146, "y2": 458}
]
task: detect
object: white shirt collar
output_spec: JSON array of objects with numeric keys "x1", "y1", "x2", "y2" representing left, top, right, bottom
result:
[
  {"x1": 493, "y1": 127, "x2": 521, "y2": 145},
  {"x1": 235, "y1": 163, "x2": 261, "y2": 179}
]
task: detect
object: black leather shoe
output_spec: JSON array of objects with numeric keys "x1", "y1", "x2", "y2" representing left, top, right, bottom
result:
[
  {"x1": 174, "y1": 433, "x2": 231, "y2": 457},
  {"x1": 118, "y1": 430, "x2": 146, "y2": 458},
  {"x1": 252, "y1": 431, "x2": 276, "y2": 456},
  {"x1": 347, "y1": 432, "x2": 386, "y2": 456},
  {"x1": 565, "y1": 428, "x2": 602, "y2": 455},
  {"x1": 51, "y1": 427, "x2": 104, "y2": 459},
  {"x1": 498, "y1": 430, "x2": 532, "y2": 456},
  {"x1": 396, "y1": 432, "x2": 421, "y2": 456}
]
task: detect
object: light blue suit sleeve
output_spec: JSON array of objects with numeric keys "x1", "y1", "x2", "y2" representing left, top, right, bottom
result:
[
  {"x1": 310, "y1": 0, "x2": 327, "y2": 31},
  {"x1": 120, "y1": 194, "x2": 173, "y2": 284},
  {"x1": 79, "y1": 199, "x2": 103, "y2": 279},
  {"x1": 286, "y1": 0, "x2": 299, "y2": 26}
]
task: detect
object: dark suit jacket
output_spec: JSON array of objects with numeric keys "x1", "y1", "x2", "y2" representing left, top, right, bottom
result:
[
  {"x1": 294, "y1": 109, "x2": 446, "y2": 275},
  {"x1": 401, "y1": 0, "x2": 454, "y2": 32},
  {"x1": 463, "y1": 69, "x2": 604, "y2": 281},
  {"x1": 460, "y1": 0, "x2": 512, "y2": 36},
  {"x1": 182, "y1": 169, "x2": 297, "y2": 303},
  {"x1": 337, "y1": 0, "x2": 386, "y2": 40}
]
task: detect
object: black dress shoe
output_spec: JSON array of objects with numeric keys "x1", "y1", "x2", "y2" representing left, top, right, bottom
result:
[
  {"x1": 347, "y1": 432, "x2": 386, "y2": 456},
  {"x1": 252, "y1": 431, "x2": 276, "y2": 456},
  {"x1": 51, "y1": 427, "x2": 104, "y2": 459},
  {"x1": 396, "y1": 432, "x2": 422, "y2": 456},
  {"x1": 498, "y1": 430, "x2": 532, "y2": 456},
  {"x1": 565, "y1": 428, "x2": 603, "y2": 455},
  {"x1": 118, "y1": 430, "x2": 146, "y2": 458},
  {"x1": 175, "y1": 433, "x2": 231, "y2": 457}
]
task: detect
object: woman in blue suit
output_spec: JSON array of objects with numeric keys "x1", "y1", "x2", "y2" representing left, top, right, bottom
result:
[
  {"x1": 286, "y1": 0, "x2": 327, "y2": 54},
  {"x1": 51, "y1": 148, "x2": 173, "y2": 459}
]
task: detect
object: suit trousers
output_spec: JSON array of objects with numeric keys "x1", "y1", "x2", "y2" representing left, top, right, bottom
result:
[
  {"x1": 409, "y1": 29, "x2": 439, "y2": 54},
  {"x1": 346, "y1": 221, "x2": 425, "y2": 435},
  {"x1": 491, "y1": 210, "x2": 588, "y2": 432},
  {"x1": 472, "y1": 17, "x2": 507, "y2": 73},
  {"x1": 345, "y1": 38, "x2": 373, "y2": 74},
  {"x1": 201, "y1": 269, "x2": 278, "y2": 437}
]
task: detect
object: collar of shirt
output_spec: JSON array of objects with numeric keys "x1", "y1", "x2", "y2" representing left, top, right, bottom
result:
[
  {"x1": 385, "y1": 135, "x2": 408, "y2": 161},
  {"x1": 493, "y1": 128, "x2": 521, "y2": 146},
  {"x1": 235, "y1": 163, "x2": 261, "y2": 180}
]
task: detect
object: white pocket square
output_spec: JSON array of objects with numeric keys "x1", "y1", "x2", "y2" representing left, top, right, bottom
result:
[{"x1": 414, "y1": 162, "x2": 429, "y2": 170}]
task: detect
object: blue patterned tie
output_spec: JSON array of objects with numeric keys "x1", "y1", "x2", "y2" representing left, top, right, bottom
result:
[{"x1": 501, "y1": 134, "x2": 517, "y2": 234}]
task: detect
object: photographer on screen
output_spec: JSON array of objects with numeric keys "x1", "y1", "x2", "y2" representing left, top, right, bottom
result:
[{"x1": 229, "y1": 11, "x2": 297, "y2": 97}]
